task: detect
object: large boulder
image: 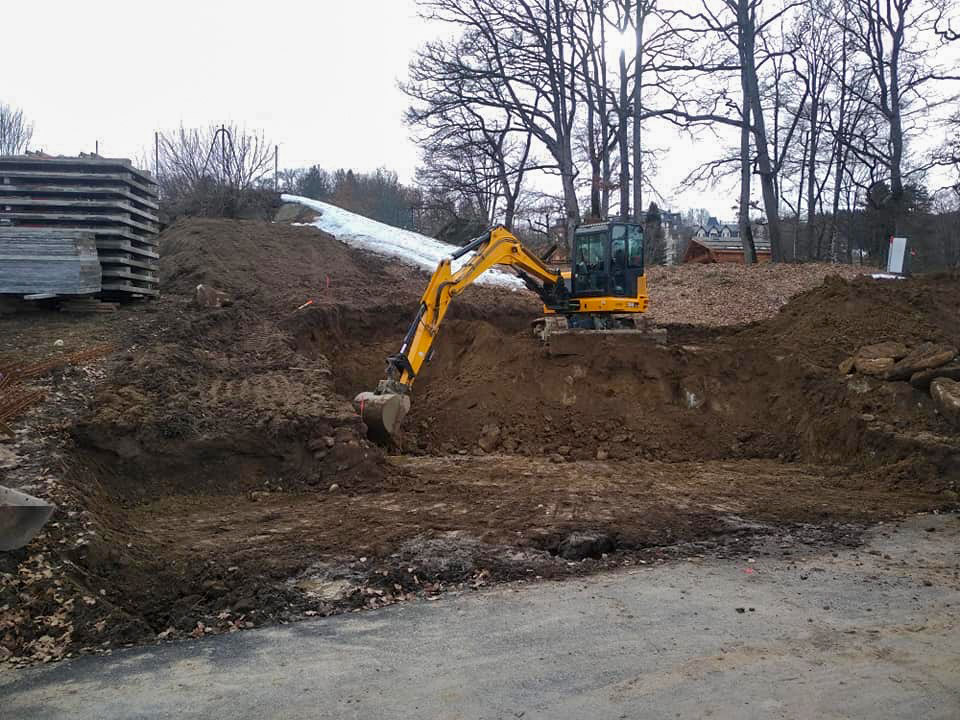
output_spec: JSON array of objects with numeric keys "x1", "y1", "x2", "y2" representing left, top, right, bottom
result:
[
  {"x1": 930, "y1": 378, "x2": 960, "y2": 426},
  {"x1": 857, "y1": 341, "x2": 909, "y2": 360},
  {"x1": 885, "y1": 343, "x2": 957, "y2": 381},
  {"x1": 854, "y1": 356, "x2": 895, "y2": 377},
  {"x1": 910, "y1": 364, "x2": 960, "y2": 389}
]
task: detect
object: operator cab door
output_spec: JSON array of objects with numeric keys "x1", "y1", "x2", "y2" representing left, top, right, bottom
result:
[
  {"x1": 609, "y1": 223, "x2": 644, "y2": 298},
  {"x1": 571, "y1": 228, "x2": 609, "y2": 297},
  {"x1": 572, "y1": 223, "x2": 644, "y2": 300}
]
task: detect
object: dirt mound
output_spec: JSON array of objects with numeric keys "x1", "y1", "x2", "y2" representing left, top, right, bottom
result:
[
  {"x1": 75, "y1": 219, "x2": 541, "y2": 499},
  {"x1": 395, "y1": 274, "x2": 960, "y2": 483},
  {"x1": 750, "y1": 272, "x2": 960, "y2": 366},
  {"x1": 646, "y1": 262, "x2": 865, "y2": 326}
]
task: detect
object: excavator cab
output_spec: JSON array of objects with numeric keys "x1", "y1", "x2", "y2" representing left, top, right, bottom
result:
[{"x1": 570, "y1": 222, "x2": 644, "y2": 301}]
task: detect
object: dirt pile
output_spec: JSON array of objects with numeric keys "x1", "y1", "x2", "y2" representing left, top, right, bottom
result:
[
  {"x1": 645, "y1": 262, "x2": 865, "y2": 326},
  {"x1": 388, "y1": 274, "x2": 960, "y2": 490}
]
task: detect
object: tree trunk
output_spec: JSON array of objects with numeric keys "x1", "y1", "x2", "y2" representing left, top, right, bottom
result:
[
  {"x1": 806, "y1": 86, "x2": 818, "y2": 259},
  {"x1": 560, "y1": 145, "x2": 581, "y2": 250},
  {"x1": 618, "y1": 48, "x2": 630, "y2": 220},
  {"x1": 583, "y1": 54, "x2": 602, "y2": 220},
  {"x1": 795, "y1": 130, "x2": 808, "y2": 261},
  {"x1": 738, "y1": 54, "x2": 757, "y2": 264},
  {"x1": 598, "y1": 9, "x2": 611, "y2": 219},
  {"x1": 632, "y1": 3, "x2": 645, "y2": 224},
  {"x1": 739, "y1": 0, "x2": 783, "y2": 262}
]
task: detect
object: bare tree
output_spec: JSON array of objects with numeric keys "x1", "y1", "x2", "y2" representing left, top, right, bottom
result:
[
  {"x1": 155, "y1": 124, "x2": 276, "y2": 220},
  {"x1": 415, "y1": 0, "x2": 584, "y2": 243},
  {"x1": 840, "y1": 0, "x2": 960, "y2": 234},
  {"x1": 0, "y1": 103, "x2": 33, "y2": 155},
  {"x1": 404, "y1": 32, "x2": 536, "y2": 229},
  {"x1": 665, "y1": 0, "x2": 805, "y2": 262}
]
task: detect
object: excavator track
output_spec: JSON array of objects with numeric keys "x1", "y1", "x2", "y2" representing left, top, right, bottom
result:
[{"x1": 532, "y1": 314, "x2": 667, "y2": 356}]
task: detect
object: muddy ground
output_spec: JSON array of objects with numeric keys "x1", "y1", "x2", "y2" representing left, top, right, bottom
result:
[{"x1": 1, "y1": 218, "x2": 958, "y2": 667}]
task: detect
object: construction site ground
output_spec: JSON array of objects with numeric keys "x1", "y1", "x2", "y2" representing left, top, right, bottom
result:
[
  {"x1": 1, "y1": 218, "x2": 958, "y2": 668},
  {"x1": 6, "y1": 514, "x2": 959, "y2": 719}
]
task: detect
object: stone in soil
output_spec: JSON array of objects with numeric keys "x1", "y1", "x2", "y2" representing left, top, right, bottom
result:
[
  {"x1": 557, "y1": 532, "x2": 615, "y2": 561},
  {"x1": 854, "y1": 357, "x2": 895, "y2": 377},
  {"x1": 910, "y1": 364, "x2": 960, "y2": 389},
  {"x1": 885, "y1": 343, "x2": 957, "y2": 381},
  {"x1": 930, "y1": 378, "x2": 960, "y2": 426}
]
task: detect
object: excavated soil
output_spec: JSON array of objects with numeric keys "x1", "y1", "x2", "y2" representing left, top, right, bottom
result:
[{"x1": 2, "y1": 218, "x2": 958, "y2": 666}]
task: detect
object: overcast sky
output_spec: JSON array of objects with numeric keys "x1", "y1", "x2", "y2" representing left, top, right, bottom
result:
[
  {"x1": 9, "y1": 1, "x2": 953, "y2": 220},
  {"x1": 5, "y1": 0, "x2": 736, "y2": 215}
]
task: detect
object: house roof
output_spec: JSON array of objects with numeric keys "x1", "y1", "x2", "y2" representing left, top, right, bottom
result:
[{"x1": 691, "y1": 235, "x2": 772, "y2": 252}]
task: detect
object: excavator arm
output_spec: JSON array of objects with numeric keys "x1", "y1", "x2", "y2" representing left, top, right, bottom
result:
[{"x1": 354, "y1": 226, "x2": 564, "y2": 443}]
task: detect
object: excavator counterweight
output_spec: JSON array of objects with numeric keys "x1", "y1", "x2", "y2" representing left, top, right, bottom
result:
[{"x1": 355, "y1": 223, "x2": 655, "y2": 444}]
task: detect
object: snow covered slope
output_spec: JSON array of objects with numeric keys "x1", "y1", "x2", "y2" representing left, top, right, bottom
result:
[{"x1": 281, "y1": 194, "x2": 524, "y2": 289}]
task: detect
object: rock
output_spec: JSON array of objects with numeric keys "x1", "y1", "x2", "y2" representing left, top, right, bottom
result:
[
  {"x1": 557, "y1": 531, "x2": 614, "y2": 561},
  {"x1": 201, "y1": 580, "x2": 227, "y2": 597},
  {"x1": 194, "y1": 284, "x2": 232, "y2": 309},
  {"x1": 857, "y1": 341, "x2": 909, "y2": 360},
  {"x1": 596, "y1": 447, "x2": 609, "y2": 461},
  {"x1": 885, "y1": 343, "x2": 958, "y2": 381},
  {"x1": 557, "y1": 445, "x2": 572, "y2": 456},
  {"x1": 322, "y1": 436, "x2": 336, "y2": 448},
  {"x1": 838, "y1": 356, "x2": 856, "y2": 375},
  {"x1": 333, "y1": 427, "x2": 354, "y2": 443},
  {"x1": 477, "y1": 424, "x2": 501, "y2": 453},
  {"x1": 232, "y1": 596, "x2": 257, "y2": 613},
  {"x1": 328, "y1": 483, "x2": 339, "y2": 492},
  {"x1": 854, "y1": 356, "x2": 895, "y2": 377},
  {"x1": 847, "y1": 376, "x2": 873, "y2": 394},
  {"x1": 548, "y1": 453, "x2": 566, "y2": 463},
  {"x1": 930, "y1": 378, "x2": 960, "y2": 425},
  {"x1": 53, "y1": 339, "x2": 65, "y2": 347},
  {"x1": 909, "y1": 364, "x2": 960, "y2": 389}
]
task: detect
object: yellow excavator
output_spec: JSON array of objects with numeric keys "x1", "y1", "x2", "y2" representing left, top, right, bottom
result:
[{"x1": 355, "y1": 221, "x2": 656, "y2": 443}]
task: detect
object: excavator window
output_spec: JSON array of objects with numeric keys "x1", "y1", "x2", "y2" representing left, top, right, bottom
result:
[
  {"x1": 573, "y1": 230, "x2": 609, "y2": 295},
  {"x1": 611, "y1": 230, "x2": 627, "y2": 295},
  {"x1": 572, "y1": 223, "x2": 644, "y2": 299},
  {"x1": 627, "y1": 225, "x2": 644, "y2": 269}
]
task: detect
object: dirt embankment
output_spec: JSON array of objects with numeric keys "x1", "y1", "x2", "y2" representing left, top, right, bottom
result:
[
  {"x1": 645, "y1": 261, "x2": 866, "y2": 326},
  {"x1": 2, "y1": 217, "x2": 957, "y2": 667}
]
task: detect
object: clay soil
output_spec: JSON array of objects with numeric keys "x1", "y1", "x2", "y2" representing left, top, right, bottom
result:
[{"x1": 2, "y1": 218, "x2": 958, "y2": 667}]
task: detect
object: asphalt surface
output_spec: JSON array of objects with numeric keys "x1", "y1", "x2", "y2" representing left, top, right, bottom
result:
[{"x1": 3, "y1": 514, "x2": 959, "y2": 719}]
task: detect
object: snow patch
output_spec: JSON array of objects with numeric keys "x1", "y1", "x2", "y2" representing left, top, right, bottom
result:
[{"x1": 281, "y1": 194, "x2": 524, "y2": 289}]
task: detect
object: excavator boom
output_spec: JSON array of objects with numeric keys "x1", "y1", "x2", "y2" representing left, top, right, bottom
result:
[{"x1": 354, "y1": 226, "x2": 564, "y2": 442}]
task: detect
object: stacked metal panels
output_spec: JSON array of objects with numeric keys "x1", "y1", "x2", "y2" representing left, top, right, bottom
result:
[
  {"x1": 0, "y1": 228, "x2": 101, "y2": 296},
  {"x1": 0, "y1": 155, "x2": 160, "y2": 298}
]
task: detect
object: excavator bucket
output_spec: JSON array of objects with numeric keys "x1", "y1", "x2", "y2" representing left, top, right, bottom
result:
[
  {"x1": 0, "y1": 485, "x2": 55, "y2": 551},
  {"x1": 353, "y1": 391, "x2": 411, "y2": 445}
]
